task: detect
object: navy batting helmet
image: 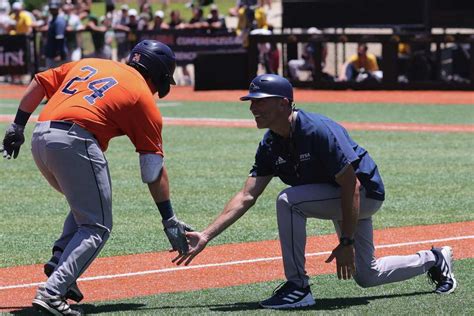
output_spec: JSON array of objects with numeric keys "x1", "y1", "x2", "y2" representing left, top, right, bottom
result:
[
  {"x1": 128, "y1": 40, "x2": 176, "y2": 98},
  {"x1": 240, "y1": 74, "x2": 293, "y2": 102}
]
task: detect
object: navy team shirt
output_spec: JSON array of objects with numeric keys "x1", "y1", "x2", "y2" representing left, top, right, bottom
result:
[{"x1": 250, "y1": 109, "x2": 385, "y2": 201}]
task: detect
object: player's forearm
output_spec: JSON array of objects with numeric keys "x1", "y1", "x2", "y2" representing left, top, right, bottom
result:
[
  {"x1": 18, "y1": 78, "x2": 45, "y2": 114},
  {"x1": 202, "y1": 191, "x2": 255, "y2": 242},
  {"x1": 147, "y1": 166, "x2": 170, "y2": 203}
]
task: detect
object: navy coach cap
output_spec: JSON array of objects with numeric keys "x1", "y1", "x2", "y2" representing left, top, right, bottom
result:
[{"x1": 240, "y1": 74, "x2": 293, "y2": 101}]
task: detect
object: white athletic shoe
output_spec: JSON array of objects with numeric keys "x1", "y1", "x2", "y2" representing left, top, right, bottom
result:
[{"x1": 428, "y1": 246, "x2": 457, "y2": 294}]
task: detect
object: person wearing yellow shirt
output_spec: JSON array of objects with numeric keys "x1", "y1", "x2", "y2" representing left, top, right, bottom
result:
[
  {"x1": 9, "y1": 2, "x2": 33, "y2": 35},
  {"x1": 341, "y1": 43, "x2": 380, "y2": 82}
]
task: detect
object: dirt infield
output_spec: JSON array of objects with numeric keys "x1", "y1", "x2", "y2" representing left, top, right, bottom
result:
[
  {"x1": 1, "y1": 84, "x2": 474, "y2": 104},
  {"x1": 0, "y1": 221, "x2": 473, "y2": 312}
]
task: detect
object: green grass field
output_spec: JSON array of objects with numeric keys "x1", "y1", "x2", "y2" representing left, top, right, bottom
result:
[{"x1": 1, "y1": 98, "x2": 473, "y2": 314}]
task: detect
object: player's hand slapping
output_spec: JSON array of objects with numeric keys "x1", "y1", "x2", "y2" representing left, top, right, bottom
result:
[
  {"x1": 162, "y1": 216, "x2": 194, "y2": 255},
  {"x1": 325, "y1": 244, "x2": 356, "y2": 280},
  {"x1": 172, "y1": 231, "x2": 209, "y2": 266},
  {"x1": 1, "y1": 123, "x2": 25, "y2": 159}
]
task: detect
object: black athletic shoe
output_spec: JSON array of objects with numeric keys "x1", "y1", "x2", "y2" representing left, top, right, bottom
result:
[
  {"x1": 44, "y1": 256, "x2": 85, "y2": 303},
  {"x1": 32, "y1": 286, "x2": 83, "y2": 315},
  {"x1": 259, "y1": 281, "x2": 315, "y2": 309},
  {"x1": 428, "y1": 246, "x2": 457, "y2": 294}
]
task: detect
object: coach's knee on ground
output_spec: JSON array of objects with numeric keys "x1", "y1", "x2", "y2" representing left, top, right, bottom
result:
[{"x1": 353, "y1": 266, "x2": 381, "y2": 288}]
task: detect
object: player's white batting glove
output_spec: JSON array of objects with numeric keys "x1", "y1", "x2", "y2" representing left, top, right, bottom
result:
[
  {"x1": 1, "y1": 123, "x2": 25, "y2": 159},
  {"x1": 162, "y1": 215, "x2": 194, "y2": 255}
]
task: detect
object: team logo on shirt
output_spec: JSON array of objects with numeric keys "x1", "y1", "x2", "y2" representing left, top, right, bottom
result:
[
  {"x1": 132, "y1": 53, "x2": 141, "y2": 63},
  {"x1": 300, "y1": 153, "x2": 311, "y2": 161},
  {"x1": 276, "y1": 156, "x2": 287, "y2": 165}
]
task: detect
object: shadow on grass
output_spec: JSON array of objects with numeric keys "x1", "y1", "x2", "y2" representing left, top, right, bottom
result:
[
  {"x1": 5, "y1": 291, "x2": 433, "y2": 314},
  {"x1": 209, "y1": 291, "x2": 433, "y2": 312},
  {"x1": 8, "y1": 303, "x2": 147, "y2": 315}
]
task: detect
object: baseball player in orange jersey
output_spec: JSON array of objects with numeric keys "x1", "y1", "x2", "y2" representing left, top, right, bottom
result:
[{"x1": 1, "y1": 40, "x2": 192, "y2": 315}]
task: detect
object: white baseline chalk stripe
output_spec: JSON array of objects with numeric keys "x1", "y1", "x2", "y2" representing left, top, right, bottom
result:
[{"x1": 1, "y1": 235, "x2": 473, "y2": 291}]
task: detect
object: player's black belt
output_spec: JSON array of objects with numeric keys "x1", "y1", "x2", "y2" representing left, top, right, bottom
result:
[{"x1": 50, "y1": 121, "x2": 74, "y2": 131}]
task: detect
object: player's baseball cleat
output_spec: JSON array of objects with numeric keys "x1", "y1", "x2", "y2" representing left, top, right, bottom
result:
[
  {"x1": 32, "y1": 286, "x2": 83, "y2": 315},
  {"x1": 428, "y1": 246, "x2": 457, "y2": 294},
  {"x1": 44, "y1": 256, "x2": 84, "y2": 303},
  {"x1": 259, "y1": 281, "x2": 315, "y2": 309}
]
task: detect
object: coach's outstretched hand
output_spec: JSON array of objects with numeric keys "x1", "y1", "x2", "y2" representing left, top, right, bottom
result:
[
  {"x1": 325, "y1": 243, "x2": 356, "y2": 280},
  {"x1": 163, "y1": 216, "x2": 194, "y2": 255},
  {"x1": 1, "y1": 123, "x2": 25, "y2": 159},
  {"x1": 172, "y1": 231, "x2": 208, "y2": 266}
]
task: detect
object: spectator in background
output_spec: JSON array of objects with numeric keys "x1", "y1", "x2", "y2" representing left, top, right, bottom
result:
[
  {"x1": 152, "y1": 10, "x2": 169, "y2": 30},
  {"x1": 34, "y1": 6, "x2": 49, "y2": 67},
  {"x1": 250, "y1": 26, "x2": 278, "y2": 74},
  {"x1": 266, "y1": 25, "x2": 279, "y2": 74},
  {"x1": 168, "y1": 9, "x2": 191, "y2": 85},
  {"x1": 138, "y1": 12, "x2": 151, "y2": 31},
  {"x1": 0, "y1": 0, "x2": 10, "y2": 14},
  {"x1": 139, "y1": 1, "x2": 153, "y2": 22},
  {"x1": 63, "y1": 3, "x2": 83, "y2": 61},
  {"x1": 112, "y1": 4, "x2": 130, "y2": 62},
  {"x1": 105, "y1": 0, "x2": 115, "y2": 15},
  {"x1": 31, "y1": 8, "x2": 47, "y2": 30},
  {"x1": 102, "y1": 13, "x2": 114, "y2": 59},
  {"x1": 236, "y1": 0, "x2": 267, "y2": 47},
  {"x1": 85, "y1": 13, "x2": 113, "y2": 59},
  {"x1": 44, "y1": 0, "x2": 68, "y2": 68},
  {"x1": 186, "y1": 7, "x2": 206, "y2": 29},
  {"x1": 0, "y1": 2, "x2": 14, "y2": 35},
  {"x1": 254, "y1": 3, "x2": 267, "y2": 29},
  {"x1": 126, "y1": 8, "x2": 139, "y2": 48},
  {"x1": 9, "y1": 1, "x2": 33, "y2": 83},
  {"x1": 206, "y1": 4, "x2": 226, "y2": 30},
  {"x1": 169, "y1": 10, "x2": 183, "y2": 29},
  {"x1": 9, "y1": 2, "x2": 33, "y2": 35},
  {"x1": 77, "y1": 1, "x2": 92, "y2": 20},
  {"x1": 340, "y1": 43, "x2": 381, "y2": 82},
  {"x1": 288, "y1": 28, "x2": 330, "y2": 81},
  {"x1": 230, "y1": 0, "x2": 256, "y2": 17}
]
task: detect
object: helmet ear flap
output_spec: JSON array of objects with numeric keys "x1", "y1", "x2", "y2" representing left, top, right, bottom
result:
[
  {"x1": 152, "y1": 63, "x2": 173, "y2": 98},
  {"x1": 156, "y1": 76, "x2": 171, "y2": 98}
]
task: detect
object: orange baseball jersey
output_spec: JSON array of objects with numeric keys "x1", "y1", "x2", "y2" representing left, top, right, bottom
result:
[{"x1": 36, "y1": 58, "x2": 163, "y2": 154}]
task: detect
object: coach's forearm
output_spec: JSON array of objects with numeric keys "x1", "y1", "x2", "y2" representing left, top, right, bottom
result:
[
  {"x1": 202, "y1": 191, "x2": 255, "y2": 242},
  {"x1": 340, "y1": 180, "x2": 360, "y2": 238},
  {"x1": 336, "y1": 165, "x2": 360, "y2": 238}
]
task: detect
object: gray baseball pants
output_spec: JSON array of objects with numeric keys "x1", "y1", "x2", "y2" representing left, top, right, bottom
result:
[
  {"x1": 31, "y1": 121, "x2": 112, "y2": 296},
  {"x1": 276, "y1": 183, "x2": 437, "y2": 288}
]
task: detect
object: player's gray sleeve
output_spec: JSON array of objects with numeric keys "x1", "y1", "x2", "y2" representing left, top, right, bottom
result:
[{"x1": 139, "y1": 153, "x2": 164, "y2": 183}]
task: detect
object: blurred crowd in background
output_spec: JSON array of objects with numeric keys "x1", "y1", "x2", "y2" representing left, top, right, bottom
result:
[
  {"x1": 1, "y1": 0, "x2": 470, "y2": 86},
  {"x1": 0, "y1": 0, "x2": 277, "y2": 84}
]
